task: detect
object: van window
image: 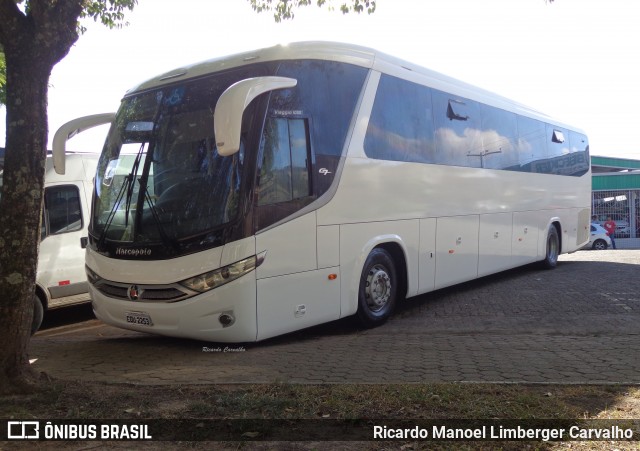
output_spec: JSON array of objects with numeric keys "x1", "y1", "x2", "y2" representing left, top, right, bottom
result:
[{"x1": 43, "y1": 185, "x2": 83, "y2": 238}]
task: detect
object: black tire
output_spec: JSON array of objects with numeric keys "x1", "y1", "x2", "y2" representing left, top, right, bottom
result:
[
  {"x1": 31, "y1": 294, "x2": 44, "y2": 335},
  {"x1": 541, "y1": 225, "x2": 560, "y2": 269},
  {"x1": 356, "y1": 248, "x2": 397, "y2": 327},
  {"x1": 592, "y1": 239, "x2": 608, "y2": 251}
]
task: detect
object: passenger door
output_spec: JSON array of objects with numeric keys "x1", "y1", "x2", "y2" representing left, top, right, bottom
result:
[{"x1": 254, "y1": 116, "x2": 339, "y2": 340}]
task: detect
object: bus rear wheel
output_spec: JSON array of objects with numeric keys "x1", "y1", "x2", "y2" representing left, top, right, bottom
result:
[
  {"x1": 541, "y1": 225, "x2": 560, "y2": 269},
  {"x1": 356, "y1": 248, "x2": 397, "y2": 327}
]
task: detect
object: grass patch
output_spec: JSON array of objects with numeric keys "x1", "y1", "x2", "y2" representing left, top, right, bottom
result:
[{"x1": 2, "y1": 382, "x2": 639, "y2": 449}]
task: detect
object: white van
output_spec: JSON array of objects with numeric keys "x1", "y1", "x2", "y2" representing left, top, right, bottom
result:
[{"x1": 0, "y1": 153, "x2": 99, "y2": 333}]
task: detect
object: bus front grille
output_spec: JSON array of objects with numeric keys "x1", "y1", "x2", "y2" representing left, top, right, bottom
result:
[{"x1": 93, "y1": 280, "x2": 195, "y2": 303}]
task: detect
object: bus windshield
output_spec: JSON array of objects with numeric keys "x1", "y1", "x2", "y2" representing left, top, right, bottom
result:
[{"x1": 92, "y1": 69, "x2": 265, "y2": 254}]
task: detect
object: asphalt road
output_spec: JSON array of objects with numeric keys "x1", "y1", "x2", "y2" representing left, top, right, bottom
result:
[{"x1": 29, "y1": 250, "x2": 640, "y2": 385}]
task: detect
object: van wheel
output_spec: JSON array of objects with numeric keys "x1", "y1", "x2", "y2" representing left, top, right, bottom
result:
[
  {"x1": 31, "y1": 294, "x2": 44, "y2": 335},
  {"x1": 541, "y1": 225, "x2": 560, "y2": 269},
  {"x1": 357, "y1": 248, "x2": 397, "y2": 327}
]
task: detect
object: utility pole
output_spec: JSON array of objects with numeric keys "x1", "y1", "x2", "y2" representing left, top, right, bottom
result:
[{"x1": 467, "y1": 149, "x2": 502, "y2": 168}]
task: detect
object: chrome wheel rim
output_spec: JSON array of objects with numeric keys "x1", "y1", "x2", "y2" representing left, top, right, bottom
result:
[{"x1": 365, "y1": 264, "x2": 391, "y2": 312}]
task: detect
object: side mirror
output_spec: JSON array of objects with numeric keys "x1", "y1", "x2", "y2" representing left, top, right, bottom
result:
[
  {"x1": 52, "y1": 113, "x2": 115, "y2": 175},
  {"x1": 214, "y1": 77, "x2": 297, "y2": 156}
]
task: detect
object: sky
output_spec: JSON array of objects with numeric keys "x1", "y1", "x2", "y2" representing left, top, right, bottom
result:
[{"x1": 1, "y1": 0, "x2": 639, "y2": 159}]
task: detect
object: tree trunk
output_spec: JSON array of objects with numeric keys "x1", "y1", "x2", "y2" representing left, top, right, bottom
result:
[
  {"x1": 0, "y1": 49, "x2": 51, "y2": 394},
  {"x1": 0, "y1": 0, "x2": 84, "y2": 395}
]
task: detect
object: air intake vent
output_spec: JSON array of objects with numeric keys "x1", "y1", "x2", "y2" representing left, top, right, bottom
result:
[{"x1": 93, "y1": 280, "x2": 195, "y2": 303}]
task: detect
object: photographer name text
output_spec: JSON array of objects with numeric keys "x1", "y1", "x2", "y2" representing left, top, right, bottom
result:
[{"x1": 202, "y1": 346, "x2": 246, "y2": 353}]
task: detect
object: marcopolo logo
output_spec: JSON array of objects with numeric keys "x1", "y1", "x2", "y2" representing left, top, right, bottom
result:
[
  {"x1": 115, "y1": 247, "x2": 152, "y2": 257},
  {"x1": 127, "y1": 285, "x2": 142, "y2": 301}
]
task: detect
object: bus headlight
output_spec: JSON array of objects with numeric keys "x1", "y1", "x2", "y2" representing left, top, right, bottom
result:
[{"x1": 179, "y1": 252, "x2": 266, "y2": 293}]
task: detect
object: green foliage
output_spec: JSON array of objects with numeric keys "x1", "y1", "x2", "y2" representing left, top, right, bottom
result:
[
  {"x1": 249, "y1": 0, "x2": 376, "y2": 22},
  {"x1": 0, "y1": 48, "x2": 5, "y2": 106},
  {"x1": 0, "y1": 2, "x2": 137, "y2": 104},
  {"x1": 80, "y1": 0, "x2": 138, "y2": 32}
]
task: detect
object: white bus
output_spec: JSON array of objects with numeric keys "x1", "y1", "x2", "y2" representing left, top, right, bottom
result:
[
  {"x1": 2, "y1": 153, "x2": 98, "y2": 333},
  {"x1": 53, "y1": 42, "x2": 591, "y2": 342}
]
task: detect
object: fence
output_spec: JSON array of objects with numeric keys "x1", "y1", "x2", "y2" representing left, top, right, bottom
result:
[{"x1": 592, "y1": 189, "x2": 640, "y2": 249}]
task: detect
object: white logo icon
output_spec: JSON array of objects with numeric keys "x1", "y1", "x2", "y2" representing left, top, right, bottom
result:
[{"x1": 7, "y1": 421, "x2": 40, "y2": 439}]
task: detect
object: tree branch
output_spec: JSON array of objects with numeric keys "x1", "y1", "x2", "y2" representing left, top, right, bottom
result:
[
  {"x1": 249, "y1": 0, "x2": 376, "y2": 22},
  {"x1": 26, "y1": 0, "x2": 84, "y2": 68},
  {"x1": 0, "y1": 0, "x2": 27, "y2": 46}
]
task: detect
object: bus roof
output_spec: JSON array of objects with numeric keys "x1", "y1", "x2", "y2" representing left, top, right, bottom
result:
[{"x1": 127, "y1": 41, "x2": 583, "y2": 134}]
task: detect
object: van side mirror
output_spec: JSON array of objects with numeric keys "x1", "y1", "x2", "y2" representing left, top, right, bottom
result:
[
  {"x1": 214, "y1": 77, "x2": 297, "y2": 157},
  {"x1": 52, "y1": 113, "x2": 115, "y2": 175}
]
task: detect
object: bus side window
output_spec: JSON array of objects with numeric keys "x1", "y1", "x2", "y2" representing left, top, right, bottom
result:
[{"x1": 255, "y1": 117, "x2": 312, "y2": 230}]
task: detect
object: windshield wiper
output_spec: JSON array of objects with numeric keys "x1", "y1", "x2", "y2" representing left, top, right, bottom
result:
[
  {"x1": 96, "y1": 169, "x2": 132, "y2": 249},
  {"x1": 140, "y1": 182, "x2": 179, "y2": 254},
  {"x1": 124, "y1": 143, "x2": 146, "y2": 227},
  {"x1": 96, "y1": 143, "x2": 146, "y2": 249}
]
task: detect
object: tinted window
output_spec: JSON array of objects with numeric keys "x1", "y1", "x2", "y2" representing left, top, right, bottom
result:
[
  {"x1": 273, "y1": 60, "x2": 368, "y2": 196},
  {"x1": 257, "y1": 118, "x2": 293, "y2": 205},
  {"x1": 274, "y1": 60, "x2": 367, "y2": 158},
  {"x1": 513, "y1": 120, "x2": 589, "y2": 176},
  {"x1": 289, "y1": 119, "x2": 311, "y2": 199},
  {"x1": 255, "y1": 117, "x2": 312, "y2": 230},
  {"x1": 567, "y1": 131, "x2": 590, "y2": 176},
  {"x1": 544, "y1": 125, "x2": 589, "y2": 176},
  {"x1": 43, "y1": 185, "x2": 82, "y2": 237},
  {"x1": 257, "y1": 118, "x2": 311, "y2": 206},
  {"x1": 480, "y1": 104, "x2": 518, "y2": 170},
  {"x1": 536, "y1": 124, "x2": 571, "y2": 174},
  {"x1": 516, "y1": 115, "x2": 547, "y2": 173},
  {"x1": 364, "y1": 74, "x2": 435, "y2": 163},
  {"x1": 362, "y1": 71, "x2": 589, "y2": 178},
  {"x1": 94, "y1": 65, "x2": 268, "y2": 252},
  {"x1": 432, "y1": 90, "x2": 482, "y2": 167}
]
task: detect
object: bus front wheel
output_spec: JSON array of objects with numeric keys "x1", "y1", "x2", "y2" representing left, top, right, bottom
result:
[
  {"x1": 356, "y1": 248, "x2": 397, "y2": 327},
  {"x1": 541, "y1": 225, "x2": 560, "y2": 269}
]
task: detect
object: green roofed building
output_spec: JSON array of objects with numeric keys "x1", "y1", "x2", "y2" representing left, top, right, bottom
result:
[{"x1": 591, "y1": 155, "x2": 640, "y2": 249}]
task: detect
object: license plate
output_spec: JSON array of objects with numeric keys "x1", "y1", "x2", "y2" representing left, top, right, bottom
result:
[{"x1": 125, "y1": 311, "x2": 153, "y2": 327}]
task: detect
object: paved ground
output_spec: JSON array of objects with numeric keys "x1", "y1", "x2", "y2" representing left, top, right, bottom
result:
[{"x1": 29, "y1": 250, "x2": 640, "y2": 385}]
